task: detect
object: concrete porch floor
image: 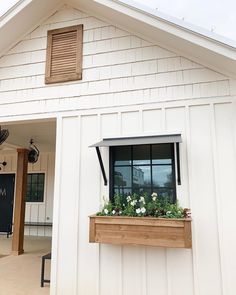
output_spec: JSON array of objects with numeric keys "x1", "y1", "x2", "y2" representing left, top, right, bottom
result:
[{"x1": 0, "y1": 235, "x2": 51, "y2": 295}]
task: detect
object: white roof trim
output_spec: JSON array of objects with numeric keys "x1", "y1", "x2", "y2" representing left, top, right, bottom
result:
[{"x1": 116, "y1": 0, "x2": 236, "y2": 49}]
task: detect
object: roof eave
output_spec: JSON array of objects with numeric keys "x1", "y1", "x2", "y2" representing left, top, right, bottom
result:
[{"x1": 70, "y1": 0, "x2": 236, "y2": 78}]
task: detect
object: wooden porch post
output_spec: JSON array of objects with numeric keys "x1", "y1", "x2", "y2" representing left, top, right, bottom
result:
[{"x1": 12, "y1": 149, "x2": 28, "y2": 255}]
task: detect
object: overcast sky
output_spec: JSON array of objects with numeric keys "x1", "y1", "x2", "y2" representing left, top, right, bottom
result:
[
  {"x1": 134, "y1": 0, "x2": 236, "y2": 41},
  {"x1": 1, "y1": 0, "x2": 236, "y2": 41}
]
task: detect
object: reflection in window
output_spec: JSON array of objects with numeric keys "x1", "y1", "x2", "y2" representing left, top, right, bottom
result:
[{"x1": 111, "y1": 144, "x2": 176, "y2": 202}]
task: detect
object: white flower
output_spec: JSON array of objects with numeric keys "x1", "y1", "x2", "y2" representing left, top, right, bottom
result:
[
  {"x1": 112, "y1": 210, "x2": 116, "y2": 215},
  {"x1": 104, "y1": 209, "x2": 109, "y2": 215},
  {"x1": 136, "y1": 208, "x2": 141, "y2": 214},
  {"x1": 151, "y1": 192, "x2": 157, "y2": 201},
  {"x1": 140, "y1": 196, "x2": 145, "y2": 204},
  {"x1": 141, "y1": 207, "x2": 146, "y2": 213},
  {"x1": 130, "y1": 200, "x2": 137, "y2": 206},
  {"x1": 166, "y1": 211, "x2": 171, "y2": 215},
  {"x1": 126, "y1": 196, "x2": 131, "y2": 202},
  {"x1": 119, "y1": 211, "x2": 122, "y2": 214}
]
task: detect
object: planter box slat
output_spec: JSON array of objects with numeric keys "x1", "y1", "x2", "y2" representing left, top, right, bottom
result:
[
  {"x1": 94, "y1": 216, "x2": 185, "y2": 227},
  {"x1": 89, "y1": 215, "x2": 192, "y2": 248},
  {"x1": 96, "y1": 224, "x2": 184, "y2": 235}
]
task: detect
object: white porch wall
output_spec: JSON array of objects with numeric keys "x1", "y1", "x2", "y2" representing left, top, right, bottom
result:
[
  {"x1": 0, "y1": 4, "x2": 235, "y2": 295},
  {"x1": 0, "y1": 152, "x2": 55, "y2": 237}
]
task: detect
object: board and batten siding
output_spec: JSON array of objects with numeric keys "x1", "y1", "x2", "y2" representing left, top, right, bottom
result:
[
  {"x1": 0, "y1": 4, "x2": 235, "y2": 295},
  {"x1": 0, "y1": 152, "x2": 55, "y2": 237},
  {"x1": 52, "y1": 103, "x2": 236, "y2": 295}
]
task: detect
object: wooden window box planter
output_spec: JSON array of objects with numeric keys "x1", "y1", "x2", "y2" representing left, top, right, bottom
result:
[{"x1": 89, "y1": 215, "x2": 192, "y2": 248}]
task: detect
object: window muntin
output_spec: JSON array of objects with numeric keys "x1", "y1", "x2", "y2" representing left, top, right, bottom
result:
[
  {"x1": 26, "y1": 173, "x2": 45, "y2": 202},
  {"x1": 111, "y1": 144, "x2": 176, "y2": 202}
]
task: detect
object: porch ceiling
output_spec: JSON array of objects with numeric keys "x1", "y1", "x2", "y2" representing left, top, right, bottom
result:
[{"x1": 0, "y1": 120, "x2": 56, "y2": 152}]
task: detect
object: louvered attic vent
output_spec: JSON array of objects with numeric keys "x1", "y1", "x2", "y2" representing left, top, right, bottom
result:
[{"x1": 45, "y1": 25, "x2": 83, "y2": 84}]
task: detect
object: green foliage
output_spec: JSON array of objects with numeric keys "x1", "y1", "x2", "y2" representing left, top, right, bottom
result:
[{"x1": 97, "y1": 193, "x2": 188, "y2": 219}]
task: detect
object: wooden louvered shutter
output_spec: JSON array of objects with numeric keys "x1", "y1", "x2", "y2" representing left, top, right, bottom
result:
[{"x1": 45, "y1": 25, "x2": 83, "y2": 84}]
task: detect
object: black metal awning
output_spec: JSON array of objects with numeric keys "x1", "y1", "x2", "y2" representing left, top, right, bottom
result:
[
  {"x1": 90, "y1": 134, "x2": 182, "y2": 147},
  {"x1": 90, "y1": 134, "x2": 182, "y2": 186}
]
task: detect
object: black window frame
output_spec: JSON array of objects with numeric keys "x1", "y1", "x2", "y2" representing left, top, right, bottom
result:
[
  {"x1": 109, "y1": 143, "x2": 177, "y2": 203},
  {"x1": 26, "y1": 173, "x2": 45, "y2": 203}
]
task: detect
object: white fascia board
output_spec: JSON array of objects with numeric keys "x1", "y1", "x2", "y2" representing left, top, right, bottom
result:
[{"x1": 0, "y1": 0, "x2": 33, "y2": 27}]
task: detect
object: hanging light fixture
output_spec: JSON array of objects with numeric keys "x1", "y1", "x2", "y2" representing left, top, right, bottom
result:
[
  {"x1": 0, "y1": 161, "x2": 7, "y2": 170},
  {"x1": 28, "y1": 139, "x2": 40, "y2": 163},
  {"x1": 0, "y1": 126, "x2": 9, "y2": 145}
]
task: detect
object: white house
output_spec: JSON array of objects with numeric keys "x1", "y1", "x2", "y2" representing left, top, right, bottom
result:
[{"x1": 0, "y1": 0, "x2": 236, "y2": 294}]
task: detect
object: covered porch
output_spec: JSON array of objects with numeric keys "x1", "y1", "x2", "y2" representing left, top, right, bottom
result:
[{"x1": 0, "y1": 118, "x2": 56, "y2": 294}]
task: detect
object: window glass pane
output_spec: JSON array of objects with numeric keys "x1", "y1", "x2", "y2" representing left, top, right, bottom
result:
[
  {"x1": 37, "y1": 184, "x2": 44, "y2": 192},
  {"x1": 114, "y1": 166, "x2": 131, "y2": 187},
  {"x1": 133, "y1": 145, "x2": 150, "y2": 165},
  {"x1": 27, "y1": 174, "x2": 32, "y2": 182},
  {"x1": 133, "y1": 166, "x2": 151, "y2": 188},
  {"x1": 153, "y1": 188, "x2": 175, "y2": 203},
  {"x1": 152, "y1": 144, "x2": 173, "y2": 164},
  {"x1": 111, "y1": 143, "x2": 176, "y2": 203},
  {"x1": 152, "y1": 165, "x2": 173, "y2": 187},
  {"x1": 32, "y1": 174, "x2": 38, "y2": 184},
  {"x1": 133, "y1": 187, "x2": 151, "y2": 195},
  {"x1": 26, "y1": 173, "x2": 45, "y2": 202},
  {"x1": 114, "y1": 187, "x2": 132, "y2": 196},
  {"x1": 113, "y1": 146, "x2": 131, "y2": 165},
  {"x1": 38, "y1": 174, "x2": 45, "y2": 183}
]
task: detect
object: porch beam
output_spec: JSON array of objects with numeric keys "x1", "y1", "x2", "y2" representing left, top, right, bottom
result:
[{"x1": 12, "y1": 149, "x2": 28, "y2": 255}]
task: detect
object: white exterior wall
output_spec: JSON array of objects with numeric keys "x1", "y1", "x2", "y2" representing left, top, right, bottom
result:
[
  {"x1": 0, "y1": 4, "x2": 236, "y2": 295},
  {"x1": 0, "y1": 152, "x2": 55, "y2": 237}
]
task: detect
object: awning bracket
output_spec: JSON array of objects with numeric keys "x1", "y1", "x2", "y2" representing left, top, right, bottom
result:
[{"x1": 95, "y1": 147, "x2": 107, "y2": 186}]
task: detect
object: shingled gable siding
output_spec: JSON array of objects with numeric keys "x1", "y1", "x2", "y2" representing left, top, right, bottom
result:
[{"x1": 45, "y1": 25, "x2": 83, "y2": 84}]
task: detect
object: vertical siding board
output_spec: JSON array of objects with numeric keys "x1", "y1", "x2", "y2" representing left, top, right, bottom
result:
[
  {"x1": 56, "y1": 117, "x2": 79, "y2": 295},
  {"x1": 189, "y1": 105, "x2": 222, "y2": 295},
  {"x1": 77, "y1": 115, "x2": 100, "y2": 295},
  {"x1": 45, "y1": 153, "x2": 55, "y2": 224},
  {"x1": 100, "y1": 112, "x2": 122, "y2": 295},
  {"x1": 165, "y1": 107, "x2": 194, "y2": 295},
  {"x1": 142, "y1": 107, "x2": 168, "y2": 295},
  {"x1": 214, "y1": 103, "x2": 236, "y2": 295},
  {"x1": 120, "y1": 111, "x2": 145, "y2": 295},
  {"x1": 142, "y1": 109, "x2": 162, "y2": 134},
  {"x1": 121, "y1": 111, "x2": 140, "y2": 135},
  {"x1": 123, "y1": 246, "x2": 143, "y2": 295},
  {"x1": 146, "y1": 248, "x2": 167, "y2": 295}
]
